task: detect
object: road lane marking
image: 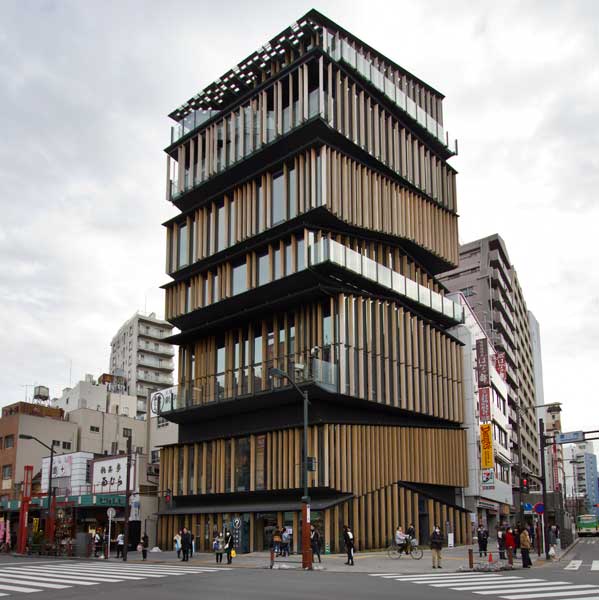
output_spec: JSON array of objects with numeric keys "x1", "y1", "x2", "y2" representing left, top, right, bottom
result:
[
  {"x1": 592, "y1": 561, "x2": 599, "y2": 571},
  {"x1": 0, "y1": 583, "x2": 43, "y2": 593},
  {"x1": 565, "y1": 560, "x2": 583, "y2": 570},
  {"x1": 498, "y1": 586, "x2": 599, "y2": 599}
]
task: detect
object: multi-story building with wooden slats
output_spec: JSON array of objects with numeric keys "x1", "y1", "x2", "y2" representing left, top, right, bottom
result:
[{"x1": 156, "y1": 10, "x2": 470, "y2": 553}]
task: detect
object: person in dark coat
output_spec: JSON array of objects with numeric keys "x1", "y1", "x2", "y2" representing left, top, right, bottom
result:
[
  {"x1": 141, "y1": 533, "x2": 149, "y2": 561},
  {"x1": 343, "y1": 525, "x2": 355, "y2": 566},
  {"x1": 513, "y1": 525, "x2": 520, "y2": 557},
  {"x1": 430, "y1": 526, "x2": 443, "y2": 569},
  {"x1": 497, "y1": 527, "x2": 506, "y2": 560},
  {"x1": 310, "y1": 526, "x2": 322, "y2": 564},
  {"x1": 181, "y1": 527, "x2": 191, "y2": 561},
  {"x1": 224, "y1": 529, "x2": 234, "y2": 564},
  {"x1": 477, "y1": 525, "x2": 489, "y2": 557}
]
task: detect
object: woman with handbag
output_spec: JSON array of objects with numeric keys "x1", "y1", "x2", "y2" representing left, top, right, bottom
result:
[{"x1": 213, "y1": 532, "x2": 225, "y2": 564}]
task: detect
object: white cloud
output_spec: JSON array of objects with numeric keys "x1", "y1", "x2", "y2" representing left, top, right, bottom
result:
[{"x1": 0, "y1": 0, "x2": 597, "y2": 435}]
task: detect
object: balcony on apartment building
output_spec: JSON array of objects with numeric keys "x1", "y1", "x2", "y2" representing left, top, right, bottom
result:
[
  {"x1": 137, "y1": 354, "x2": 174, "y2": 371},
  {"x1": 137, "y1": 341, "x2": 175, "y2": 357}
]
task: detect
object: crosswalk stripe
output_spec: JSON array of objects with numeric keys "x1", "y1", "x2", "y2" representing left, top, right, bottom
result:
[
  {"x1": 429, "y1": 577, "x2": 531, "y2": 587},
  {"x1": 388, "y1": 573, "x2": 502, "y2": 580},
  {"x1": 0, "y1": 583, "x2": 43, "y2": 593},
  {"x1": 592, "y1": 561, "x2": 599, "y2": 571},
  {"x1": 86, "y1": 565, "x2": 213, "y2": 575},
  {"x1": 31, "y1": 567, "x2": 142, "y2": 581},
  {"x1": 86, "y1": 564, "x2": 220, "y2": 573},
  {"x1": 9, "y1": 567, "x2": 126, "y2": 583},
  {"x1": 453, "y1": 581, "x2": 559, "y2": 592},
  {"x1": 369, "y1": 573, "x2": 403, "y2": 577},
  {"x1": 420, "y1": 577, "x2": 517, "y2": 585},
  {"x1": 565, "y1": 560, "x2": 583, "y2": 570},
  {"x1": 0, "y1": 577, "x2": 70, "y2": 590},
  {"x1": 0, "y1": 568, "x2": 100, "y2": 585},
  {"x1": 51, "y1": 566, "x2": 164, "y2": 578},
  {"x1": 474, "y1": 584, "x2": 575, "y2": 595},
  {"x1": 498, "y1": 586, "x2": 599, "y2": 599}
]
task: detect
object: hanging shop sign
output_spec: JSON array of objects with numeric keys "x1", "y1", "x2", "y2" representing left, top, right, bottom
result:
[
  {"x1": 479, "y1": 387, "x2": 491, "y2": 422},
  {"x1": 481, "y1": 468, "x2": 495, "y2": 491},
  {"x1": 480, "y1": 423, "x2": 494, "y2": 469},
  {"x1": 476, "y1": 338, "x2": 490, "y2": 387}
]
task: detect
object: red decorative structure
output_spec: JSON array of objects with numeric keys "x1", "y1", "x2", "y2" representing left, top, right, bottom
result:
[{"x1": 17, "y1": 465, "x2": 33, "y2": 554}]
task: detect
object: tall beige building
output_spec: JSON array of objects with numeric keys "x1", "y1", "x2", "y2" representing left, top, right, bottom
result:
[
  {"x1": 439, "y1": 235, "x2": 541, "y2": 486},
  {"x1": 109, "y1": 312, "x2": 175, "y2": 417}
]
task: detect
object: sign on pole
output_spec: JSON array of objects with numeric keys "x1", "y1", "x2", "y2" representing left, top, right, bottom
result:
[
  {"x1": 107, "y1": 507, "x2": 116, "y2": 559},
  {"x1": 554, "y1": 431, "x2": 584, "y2": 444}
]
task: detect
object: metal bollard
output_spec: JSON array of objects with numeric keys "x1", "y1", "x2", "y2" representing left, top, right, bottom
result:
[{"x1": 468, "y1": 548, "x2": 474, "y2": 569}]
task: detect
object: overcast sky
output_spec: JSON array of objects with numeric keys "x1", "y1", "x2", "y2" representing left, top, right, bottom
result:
[{"x1": 1, "y1": 0, "x2": 597, "y2": 435}]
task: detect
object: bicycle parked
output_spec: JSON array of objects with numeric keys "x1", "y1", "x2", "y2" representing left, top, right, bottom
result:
[{"x1": 387, "y1": 537, "x2": 423, "y2": 560}]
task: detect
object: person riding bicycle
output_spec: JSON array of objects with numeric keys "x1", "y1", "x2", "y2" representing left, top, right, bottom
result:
[{"x1": 394, "y1": 526, "x2": 409, "y2": 554}]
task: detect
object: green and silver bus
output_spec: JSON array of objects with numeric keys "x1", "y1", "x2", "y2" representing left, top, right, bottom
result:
[{"x1": 576, "y1": 514, "x2": 599, "y2": 537}]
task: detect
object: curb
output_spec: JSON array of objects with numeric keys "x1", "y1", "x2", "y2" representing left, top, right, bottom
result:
[{"x1": 557, "y1": 538, "x2": 580, "y2": 562}]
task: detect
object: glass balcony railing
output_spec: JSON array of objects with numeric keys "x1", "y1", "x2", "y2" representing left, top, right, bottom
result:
[
  {"x1": 167, "y1": 351, "x2": 339, "y2": 411},
  {"x1": 171, "y1": 109, "x2": 221, "y2": 145},
  {"x1": 309, "y1": 238, "x2": 464, "y2": 323},
  {"x1": 323, "y1": 35, "x2": 454, "y2": 152}
]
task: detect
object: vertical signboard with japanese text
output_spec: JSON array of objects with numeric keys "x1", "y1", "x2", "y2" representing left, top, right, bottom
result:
[
  {"x1": 479, "y1": 387, "x2": 491, "y2": 422},
  {"x1": 476, "y1": 338, "x2": 490, "y2": 387},
  {"x1": 480, "y1": 423, "x2": 494, "y2": 469}
]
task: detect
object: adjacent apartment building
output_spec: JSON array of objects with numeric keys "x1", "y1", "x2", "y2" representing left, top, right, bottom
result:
[
  {"x1": 439, "y1": 235, "x2": 541, "y2": 493},
  {"x1": 449, "y1": 293, "x2": 513, "y2": 530},
  {"x1": 156, "y1": 10, "x2": 470, "y2": 553},
  {"x1": 109, "y1": 312, "x2": 175, "y2": 417},
  {"x1": 565, "y1": 442, "x2": 599, "y2": 517}
]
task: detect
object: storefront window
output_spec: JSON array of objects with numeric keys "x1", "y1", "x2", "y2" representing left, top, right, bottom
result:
[
  {"x1": 255, "y1": 434, "x2": 266, "y2": 490},
  {"x1": 235, "y1": 437, "x2": 250, "y2": 492}
]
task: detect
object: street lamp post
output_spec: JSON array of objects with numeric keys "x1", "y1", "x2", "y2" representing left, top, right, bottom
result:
[
  {"x1": 19, "y1": 434, "x2": 55, "y2": 542},
  {"x1": 270, "y1": 367, "x2": 312, "y2": 570}
]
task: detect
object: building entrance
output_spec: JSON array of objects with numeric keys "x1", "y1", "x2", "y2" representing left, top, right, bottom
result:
[{"x1": 254, "y1": 512, "x2": 278, "y2": 550}]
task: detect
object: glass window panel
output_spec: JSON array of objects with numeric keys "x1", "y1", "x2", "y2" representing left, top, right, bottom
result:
[
  {"x1": 274, "y1": 247, "x2": 282, "y2": 280},
  {"x1": 235, "y1": 437, "x2": 250, "y2": 492},
  {"x1": 405, "y1": 278, "x2": 419, "y2": 301},
  {"x1": 296, "y1": 237, "x2": 305, "y2": 271},
  {"x1": 217, "y1": 201, "x2": 226, "y2": 252},
  {"x1": 232, "y1": 261, "x2": 247, "y2": 295},
  {"x1": 272, "y1": 171, "x2": 285, "y2": 225},
  {"x1": 258, "y1": 251, "x2": 270, "y2": 286},
  {"x1": 213, "y1": 272, "x2": 219, "y2": 303},
  {"x1": 285, "y1": 240, "x2": 293, "y2": 275},
  {"x1": 418, "y1": 285, "x2": 431, "y2": 307},
  {"x1": 288, "y1": 167, "x2": 297, "y2": 219},
  {"x1": 255, "y1": 435, "x2": 266, "y2": 490},
  {"x1": 178, "y1": 223, "x2": 188, "y2": 269}
]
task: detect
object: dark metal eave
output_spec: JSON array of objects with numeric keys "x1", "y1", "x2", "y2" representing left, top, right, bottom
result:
[
  {"x1": 159, "y1": 380, "x2": 466, "y2": 431},
  {"x1": 163, "y1": 206, "x2": 455, "y2": 291},
  {"x1": 164, "y1": 264, "x2": 462, "y2": 348}
]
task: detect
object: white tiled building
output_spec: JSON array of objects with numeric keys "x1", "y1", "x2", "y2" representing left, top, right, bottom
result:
[{"x1": 109, "y1": 312, "x2": 175, "y2": 418}]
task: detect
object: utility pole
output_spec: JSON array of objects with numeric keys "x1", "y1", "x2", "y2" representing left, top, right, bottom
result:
[
  {"x1": 123, "y1": 434, "x2": 132, "y2": 561},
  {"x1": 539, "y1": 418, "x2": 550, "y2": 560}
]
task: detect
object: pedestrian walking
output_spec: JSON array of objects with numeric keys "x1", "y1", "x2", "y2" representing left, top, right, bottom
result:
[
  {"x1": 310, "y1": 525, "x2": 322, "y2": 563},
  {"x1": 497, "y1": 527, "x2": 506, "y2": 560},
  {"x1": 520, "y1": 527, "x2": 532, "y2": 568},
  {"x1": 213, "y1": 532, "x2": 225, "y2": 564},
  {"x1": 548, "y1": 525, "x2": 558, "y2": 560},
  {"x1": 190, "y1": 533, "x2": 195, "y2": 558},
  {"x1": 343, "y1": 525, "x2": 355, "y2": 565},
  {"x1": 116, "y1": 532, "x2": 125, "y2": 559},
  {"x1": 430, "y1": 526, "x2": 443, "y2": 569},
  {"x1": 174, "y1": 531, "x2": 182, "y2": 558},
  {"x1": 272, "y1": 528, "x2": 282, "y2": 556},
  {"x1": 224, "y1": 529, "x2": 234, "y2": 564},
  {"x1": 280, "y1": 527, "x2": 290, "y2": 557},
  {"x1": 181, "y1": 527, "x2": 191, "y2": 561},
  {"x1": 94, "y1": 530, "x2": 102, "y2": 558},
  {"x1": 513, "y1": 525, "x2": 520, "y2": 557},
  {"x1": 406, "y1": 523, "x2": 416, "y2": 540},
  {"x1": 141, "y1": 532, "x2": 149, "y2": 560},
  {"x1": 477, "y1": 525, "x2": 488, "y2": 557}
]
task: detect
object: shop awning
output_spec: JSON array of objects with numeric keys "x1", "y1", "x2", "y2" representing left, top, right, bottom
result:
[{"x1": 158, "y1": 493, "x2": 353, "y2": 516}]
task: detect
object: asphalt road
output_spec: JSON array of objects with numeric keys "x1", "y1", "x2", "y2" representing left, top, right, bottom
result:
[{"x1": 0, "y1": 541, "x2": 597, "y2": 600}]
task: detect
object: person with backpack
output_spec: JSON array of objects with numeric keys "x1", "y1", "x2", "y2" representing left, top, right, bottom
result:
[
  {"x1": 310, "y1": 525, "x2": 322, "y2": 563},
  {"x1": 477, "y1": 525, "x2": 489, "y2": 557},
  {"x1": 280, "y1": 527, "x2": 290, "y2": 557},
  {"x1": 430, "y1": 526, "x2": 443, "y2": 569}
]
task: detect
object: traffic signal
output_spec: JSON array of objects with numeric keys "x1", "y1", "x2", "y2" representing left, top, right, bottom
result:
[
  {"x1": 521, "y1": 478, "x2": 529, "y2": 494},
  {"x1": 165, "y1": 488, "x2": 172, "y2": 505}
]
